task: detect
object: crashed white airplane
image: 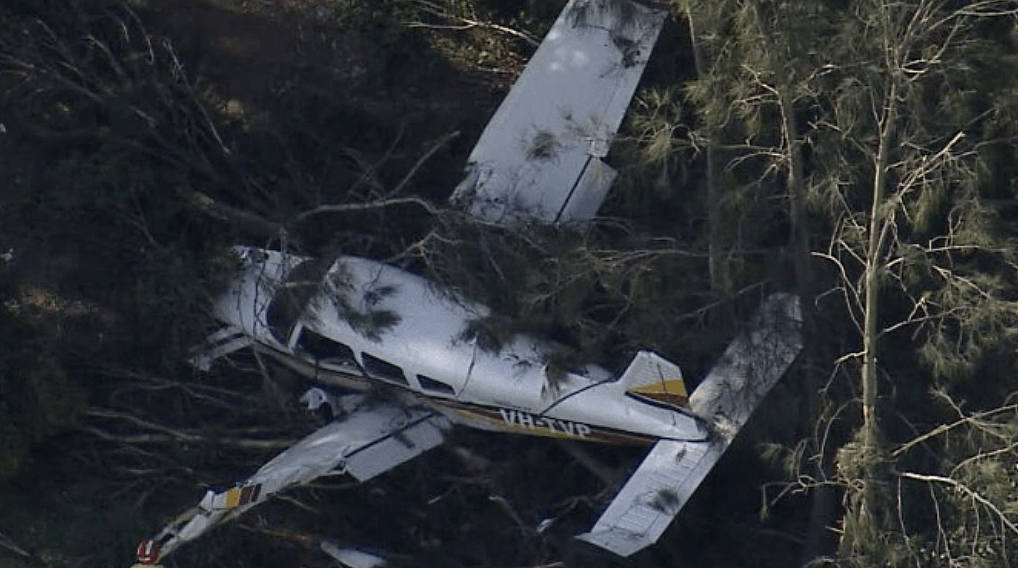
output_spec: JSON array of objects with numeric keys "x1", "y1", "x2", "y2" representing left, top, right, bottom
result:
[{"x1": 135, "y1": 0, "x2": 803, "y2": 564}]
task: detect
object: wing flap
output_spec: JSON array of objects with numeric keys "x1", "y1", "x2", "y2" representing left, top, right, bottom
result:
[
  {"x1": 344, "y1": 413, "x2": 449, "y2": 481},
  {"x1": 555, "y1": 158, "x2": 618, "y2": 224}
]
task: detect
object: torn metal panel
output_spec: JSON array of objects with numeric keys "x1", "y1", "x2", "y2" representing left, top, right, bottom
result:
[
  {"x1": 450, "y1": 0, "x2": 667, "y2": 227},
  {"x1": 321, "y1": 542, "x2": 389, "y2": 568},
  {"x1": 188, "y1": 325, "x2": 252, "y2": 371}
]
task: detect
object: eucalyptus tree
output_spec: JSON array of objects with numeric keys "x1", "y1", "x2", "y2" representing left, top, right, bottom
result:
[
  {"x1": 674, "y1": 0, "x2": 1018, "y2": 565},
  {"x1": 809, "y1": 1, "x2": 1018, "y2": 564}
]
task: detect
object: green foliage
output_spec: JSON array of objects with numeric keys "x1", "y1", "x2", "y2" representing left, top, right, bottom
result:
[
  {"x1": 400, "y1": 0, "x2": 549, "y2": 74},
  {"x1": 677, "y1": 0, "x2": 1018, "y2": 565},
  {"x1": 417, "y1": 212, "x2": 732, "y2": 380},
  {"x1": 325, "y1": 261, "x2": 403, "y2": 341},
  {"x1": 326, "y1": 0, "x2": 442, "y2": 87}
]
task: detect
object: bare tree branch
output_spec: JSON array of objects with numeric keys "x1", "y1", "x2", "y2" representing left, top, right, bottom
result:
[
  {"x1": 295, "y1": 196, "x2": 442, "y2": 223},
  {"x1": 403, "y1": 0, "x2": 541, "y2": 47},
  {"x1": 897, "y1": 470, "x2": 1018, "y2": 538},
  {"x1": 0, "y1": 530, "x2": 31, "y2": 559}
]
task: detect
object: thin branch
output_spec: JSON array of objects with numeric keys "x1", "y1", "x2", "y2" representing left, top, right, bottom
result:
[
  {"x1": 81, "y1": 425, "x2": 295, "y2": 450},
  {"x1": 384, "y1": 130, "x2": 460, "y2": 199},
  {"x1": 82, "y1": 408, "x2": 296, "y2": 449},
  {"x1": 892, "y1": 403, "x2": 1018, "y2": 457},
  {"x1": 404, "y1": 0, "x2": 540, "y2": 46},
  {"x1": 294, "y1": 196, "x2": 442, "y2": 223},
  {"x1": 897, "y1": 470, "x2": 1018, "y2": 538},
  {"x1": 180, "y1": 187, "x2": 284, "y2": 238},
  {"x1": 951, "y1": 440, "x2": 1018, "y2": 476},
  {"x1": 0, "y1": 530, "x2": 31, "y2": 559},
  {"x1": 555, "y1": 440, "x2": 618, "y2": 486}
]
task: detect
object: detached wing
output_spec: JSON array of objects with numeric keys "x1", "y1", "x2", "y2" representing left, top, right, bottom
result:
[
  {"x1": 577, "y1": 294, "x2": 803, "y2": 556},
  {"x1": 450, "y1": 0, "x2": 667, "y2": 227},
  {"x1": 151, "y1": 394, "x2": 450, "y2": 559}
]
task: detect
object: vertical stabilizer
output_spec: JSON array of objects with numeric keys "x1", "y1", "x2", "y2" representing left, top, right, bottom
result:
[{"x1": 619, "y1": 350, "x2": 689, "y2": 408}]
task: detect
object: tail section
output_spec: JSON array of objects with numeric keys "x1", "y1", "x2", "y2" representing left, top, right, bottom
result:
[
  {"x1": 687, "y1": 292, "x2": 803, "y2": 437},
  {"x1": 578, "y1": 293, "x2": 803, "y2": 556}
]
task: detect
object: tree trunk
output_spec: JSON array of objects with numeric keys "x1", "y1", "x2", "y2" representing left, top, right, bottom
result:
[
  {"x1": 778, "y1": 86, "x2": 838, "y2": 565},
  {"x1": 863, "y1": 78, "x2": 896, "y2": 455},
  {"x1": 850, "y1": 76, "x2": 898, "y2": 552},
  {"x1": 685, "y1": 5, "x2": 726, "y2": 297}
]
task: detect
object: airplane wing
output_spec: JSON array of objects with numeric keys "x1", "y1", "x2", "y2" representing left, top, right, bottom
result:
[
  {"x1": 577, "y1": 293, "x2": 803, "y2": 556},
  {"x1": 450, "y1": 0, "x2": 668, "y2": 227},
  {"x1": 149, "y1": 393, "x2": 451, "y2": 560}
]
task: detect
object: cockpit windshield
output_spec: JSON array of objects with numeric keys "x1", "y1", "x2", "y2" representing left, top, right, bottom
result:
[{"x1": 265, "y1": 258, "x2": 332, "y2": 345}]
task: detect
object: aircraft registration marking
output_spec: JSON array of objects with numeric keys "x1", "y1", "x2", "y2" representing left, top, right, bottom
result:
[{"x1": 498, "y1": 408, "x2": 592, "y2": 438}]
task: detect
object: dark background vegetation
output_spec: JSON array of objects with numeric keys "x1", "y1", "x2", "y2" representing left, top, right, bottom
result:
[{"x1": 1, "y1": 1, "x2": 1017, "y2": 567}]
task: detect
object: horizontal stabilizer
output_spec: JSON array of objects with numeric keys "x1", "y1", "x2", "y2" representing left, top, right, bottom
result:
[
  {"x1": 577, "y1": 439, "x2": 720, "y2": 556},
  {"x1": 687, "y1": 292, "x2": 803, "y2": 438},
  {"x1": 577, "y1": 293, "x2": 803, "y2": 556}
]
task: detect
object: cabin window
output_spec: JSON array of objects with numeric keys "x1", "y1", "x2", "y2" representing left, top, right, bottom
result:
[
  {"x1": 297, "y1": 329, "x2": 358, "y2": 369},
  {"x1": 361, "y1": 353, "x2": 408, "y2": 385},
  {"x1": 417, "y1": 374, "x2": 455, "y2": 395}
]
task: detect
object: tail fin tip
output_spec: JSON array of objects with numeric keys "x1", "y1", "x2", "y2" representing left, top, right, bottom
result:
[{"x1": 619, "y1": 350, "x2": 688, "y2": 408}]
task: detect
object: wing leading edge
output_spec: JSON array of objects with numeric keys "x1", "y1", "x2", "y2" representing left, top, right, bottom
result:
[
  {"x1": 149, "y1": 394, "x2": 450, "y2": 560},
  {"x1": 577, "y1": 293, "x2": 803, "y2": 556}
]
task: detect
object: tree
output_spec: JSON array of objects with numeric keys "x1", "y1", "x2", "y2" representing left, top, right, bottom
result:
[
  {"x1": 675, "y1": 0, "x2": 843, "y2": 560},
  {"x1": 804, "y1": 2, "x2": 1018, "y2": 563},
  {"x1": 675, "y1": 0, "x2": 1018, "y2": 565}
]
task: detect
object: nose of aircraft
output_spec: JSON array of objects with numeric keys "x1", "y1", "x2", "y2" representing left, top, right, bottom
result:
[{"x1": 209, "y1": 246, "x2": 308, "y2": 342}]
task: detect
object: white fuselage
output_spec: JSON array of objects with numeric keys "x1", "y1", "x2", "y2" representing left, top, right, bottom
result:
[{"x1": 211, "y1": 247, "x2": 707, "y2": 445}]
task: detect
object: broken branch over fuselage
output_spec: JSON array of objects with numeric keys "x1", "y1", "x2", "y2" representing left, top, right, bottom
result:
[{"x1": 198, "y1": 246, "x2": 707, "y2": 445}]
